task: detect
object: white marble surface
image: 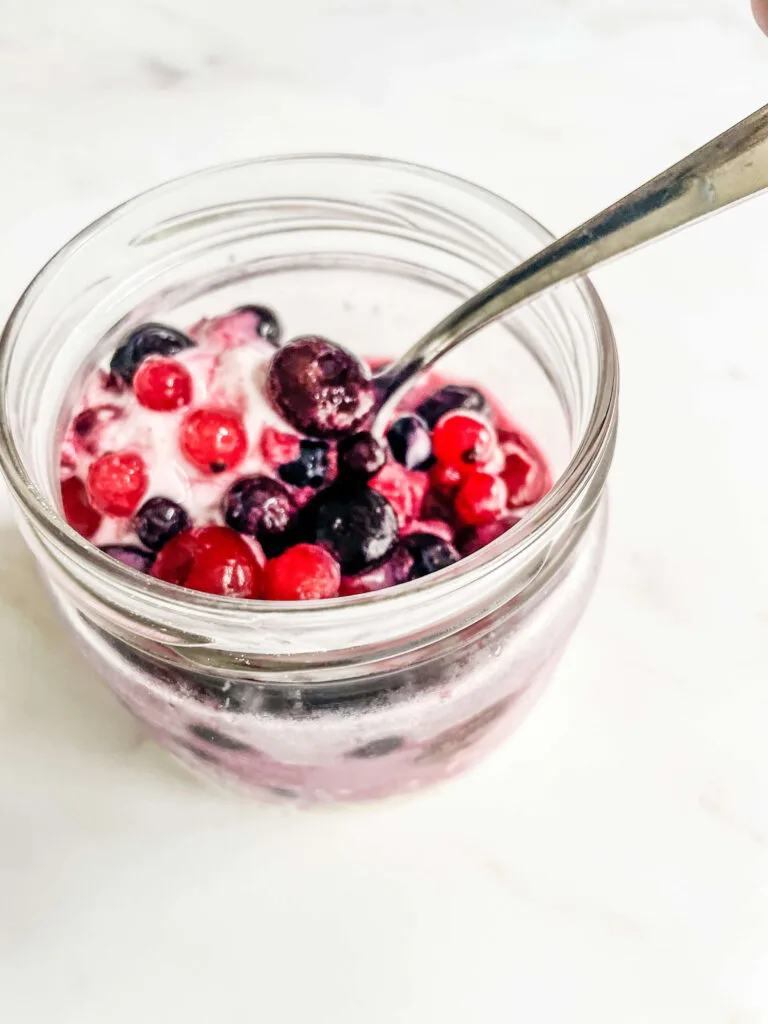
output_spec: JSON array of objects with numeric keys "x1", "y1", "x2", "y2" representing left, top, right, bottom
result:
[{"x1": 1, "y1": 1, "x2": 768, "y2": 1021}]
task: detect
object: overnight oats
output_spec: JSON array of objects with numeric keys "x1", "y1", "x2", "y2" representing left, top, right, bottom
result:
[{"x1": 0, "y1": 156, "x2": 618, "y2": 804}]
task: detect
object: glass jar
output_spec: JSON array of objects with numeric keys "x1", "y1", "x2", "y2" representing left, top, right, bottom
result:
[{"x1": 0, "y1": 156, "x2": 618, "y2": 805}]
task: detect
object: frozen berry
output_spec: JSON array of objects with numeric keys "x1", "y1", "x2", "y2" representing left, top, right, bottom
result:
[
  {"x1": 100, "y1": 544, "x2": 155, "y2": 573},
  {"x1": 402, "y1": 519, "x2": 454, "y2": 544},
  {"x1": 134, "y1": 496, "x2": 190, "y2": 551},
  {"x1": 369, "y1": 463, "x2": 414, "y2": 528},
  {"x1": 72, "y1": 405, "x2": 121, "y2": 454},
  {"x1": 430, "y1": 460, "x2": 462, "y2": 493},
  {"x1": 235, "y1": 304, "x2": 281, "y2": 346},
  {"x1": 337, "y1": 431, "x2": 387, "y2": 480},
  {"x1": 402, "y1": 532, "x2": 460, "y2": 579},
  {"x1": 86, "y1": 451, "x2": 148, "y2": 516},
  {"x1": 502, "y1": 449, "x2": 551, "y2": 508},
  {"x1": 266, "y1": 336, "x2": 374, "y2": 438},
  {"x1": 416, "y1": 384, "x2": 490, "y2": 428},
  {"x1": 265, "y1": 543, "x2": 341, "y2": 601},
  {"x1": 110, "y1": 322, "x2": 195, "y2": 385},
  {"x1": 432, "y1": 412, "x2": 496, "y2": 476},
  {"x1": 419, "y1": 486, "x2": 456, "y2": 526},
  {"x1": 454, "y1": 471, "x2": 508, "y2": 526},
  {"x1": 223, "y1": 475, "x2": 296, "y2": 556},
  {"x1": 278, "y1": 440, "x2": 330, "y2": 489},
  {"x1": 152, "y1": 525, "x2": 263, "y2": 598},
  {"x1": 133, "y1": 357, "x2": 192, "y2": 412},
  {"x1": 61, "y1": 476, "x2": 101, "y2": 539},
  {"x1": 456, "y1": 516, "x2": 519, "y2": 556},
  {"x1": 180, "y1": 408, "x2": 247, "y2": 474},
  {"x1": 407, "y1": 469, "x2": 430, "y2": 512},
  {"x1": 386, "y1": 415, "x2": 434, "y2": 470},
  {"x1": 310, "y1": 485, "x2": 398, "y2": 574},
  {"x1": 338, "y1": 544, "x2": 414, "y2": 596},
  {"x1": 260, "y1": 427, "x2": 301, "y2": 467}
]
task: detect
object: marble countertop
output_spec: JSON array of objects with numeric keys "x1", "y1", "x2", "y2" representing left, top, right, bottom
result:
[{"x1": 1, "y1": 1, "x2": 768, "y2": 1021}]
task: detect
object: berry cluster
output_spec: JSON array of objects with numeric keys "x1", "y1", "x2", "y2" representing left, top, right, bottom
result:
[{"x1": 60, "y1": 306, "x2": 550, "y2": 602}]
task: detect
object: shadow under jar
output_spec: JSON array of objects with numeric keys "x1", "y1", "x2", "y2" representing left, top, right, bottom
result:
[{"x1": 0, "y1": 156, "x2": 618, "y2": 805}]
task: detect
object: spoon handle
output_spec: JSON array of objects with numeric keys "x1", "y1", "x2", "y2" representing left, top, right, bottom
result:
[{"x1": 377, "y1": 103, "x2": 768, "y2": 418}]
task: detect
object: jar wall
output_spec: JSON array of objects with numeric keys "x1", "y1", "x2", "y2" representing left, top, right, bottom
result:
[{"x1": 52, "y1": 501, "x2": 607, "y2": 804}]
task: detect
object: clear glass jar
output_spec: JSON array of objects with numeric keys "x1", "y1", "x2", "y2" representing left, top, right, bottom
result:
[{"x1": 0, "y1": 156, "x2": 618, "y2": 804}]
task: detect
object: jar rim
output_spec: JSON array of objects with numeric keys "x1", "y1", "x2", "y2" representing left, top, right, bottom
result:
[{"x1": 0, "y1": 153, "x2": 618, "y2": 625}]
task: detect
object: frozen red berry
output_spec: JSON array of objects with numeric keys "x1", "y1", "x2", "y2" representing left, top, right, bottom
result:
[
  {"x1": 432, "y1": 412, "x2": 496, "y2": 476},
  {"x1": 501, "y1": 448, "x2": 551, "y2": 508},
  {"x1": 368, "y1": 462, "x2": 414, "y2": 528},
  {"x1": 430, "y1": 460, "x2": 462, "y2": 494},
  {"x1": 402, "y1": 519, "x2": 454, "y2": 544},
  {"x1": 86, "y1": 451, "x2": 148, "y2": 517},
  {"x1": 454, "y1": 471, "x2": 508, "y2": 526},
  {"x1": 179, "y1": 407, "x2": 247, "y2": 474},
  {"x1": 260, "y1": 427, "x2": 301, "y2": 467},
  {"x1": 456, "y1": 516, "x2": 519, "y2": 556},
  {"x1": 133, "y1": 357, "x2": 193, "y2": 411},
  {"x1": 266, "y1": 336, "x2": 374, "y2": 438},
  {"x1": 265, "y1": 543, "x2": 341, "y2": 601},
  {"x1": 61, "y1": 476, "x2": 102, "y2": 538},
  {"x1": 152, "y1": 525, "x2": 263, "y2": 598}
]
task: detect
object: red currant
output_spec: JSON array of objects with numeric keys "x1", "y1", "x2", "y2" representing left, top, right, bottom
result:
[
  {"x1": 432, "y1": 412, "x2": 496, "y2": 476},
  {"x1": 369, "y1": 462, "x2": 414, "y2": 527},
  {"x1": 179, "y1": 408, "x2": 248, "y2": 474},
  {"x1": 61, "y1": 476, "x2": 102, "y2": 538},
  {"x1": 133, "y1": 357, "x2": 193, "y2": 412},
  {"x1": 454, "y1": 471, "x2": 508, "y2": 526},
  {"x1": 86, "y1": 451, "x2": 148, "y2": 516},
  {"x1": 152, "y1": 525, "x2": 263, "y2": 598},
  {"x1": 430, "y1": 460, "x2": 462, "y2": 493},
  {"x1": 265, "y1": 543, "x2": 341, "y2": 601}
]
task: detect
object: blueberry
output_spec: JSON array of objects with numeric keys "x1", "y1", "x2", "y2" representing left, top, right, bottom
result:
[
  {"x1": 99, "y1": 544, "x2": 156, "y2": 573},
  {"x1": 235, "y1": 304, "x2": 281, "y2": 346},
  {"x1": 308, "y1": 484, "x2": 398, "y2": 575},
  {"x1": 401, "y1": 532, "x2": 460, "y2": 579},
  {"x1": 266, "y1": 336, "x2": 375, "y2": 438},
  {"x1": 223, "y1": 475, "x2": 297, "y2": 556},
  {"x1": 189, "y1": 724, "x2": 250, "y2": 750},
  {"x1": 278, "y1": 439, "x2": 330, "y2": 489},
  {"x1": 416, "y1": 385, "x2": 490, "y2": 428},
  {"x1": 337, "y1": 431, "x2": 387, "y2": 481},
  {"x1": 109, "y1": 322, "x2": 195, "y2": 385},
  {"x1": 134, "y1": 496, "x2": 190, "y2": 551},
  {"x1": 386, "y1": 415, "x2": 434, "y2": 470},
  {"x1": 347, "y1": 736, "x2": 404, "y2": 758}
]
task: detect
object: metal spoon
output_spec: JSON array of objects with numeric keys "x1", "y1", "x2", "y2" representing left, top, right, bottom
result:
[{"x1": 372, "y1": 102, "x2": 768, "y2": 431}]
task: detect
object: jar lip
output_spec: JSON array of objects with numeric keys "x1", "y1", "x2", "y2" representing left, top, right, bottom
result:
[{"x1": 0, "y1": 152, "x2": 618, "y2": 621}]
